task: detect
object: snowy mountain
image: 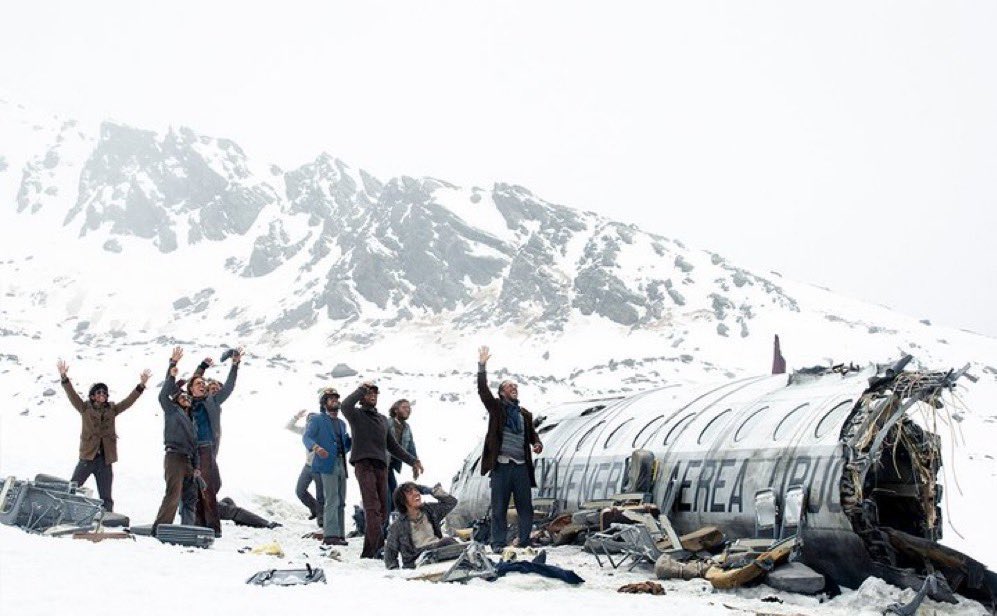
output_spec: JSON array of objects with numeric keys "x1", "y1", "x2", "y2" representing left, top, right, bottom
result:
[{"x1": 1, "y1": 100, "x2": 996, "y2": 614}]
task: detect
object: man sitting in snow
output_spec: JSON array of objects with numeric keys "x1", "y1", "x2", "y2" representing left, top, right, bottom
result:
[
  {"x1": 383, "y1": 482, "x2": 459, "y2": 569},
  {"x1": 57, "y1": 358, "x2": 151, "y2": 512}
]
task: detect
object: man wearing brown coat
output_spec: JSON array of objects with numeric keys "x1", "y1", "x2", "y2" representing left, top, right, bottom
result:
[
  {"x1": 476, "y1": 346, "x2": 542, "y2": 552},
  {"x1": 57, "y1": 359, "x2": 151, "y2": 512}
]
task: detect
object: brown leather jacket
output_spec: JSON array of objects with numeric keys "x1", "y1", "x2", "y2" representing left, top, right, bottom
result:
[
  {"x1": 61, "y1": 377, "x2": 144, "y2": 463},
  {"x1": 476, "y1": 366, "x2": 541, "y2": 486}
]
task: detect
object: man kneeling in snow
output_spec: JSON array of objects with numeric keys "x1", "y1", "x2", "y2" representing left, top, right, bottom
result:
[{"x1": 383, "y1": 483, "x2": 458, "y2": 569}]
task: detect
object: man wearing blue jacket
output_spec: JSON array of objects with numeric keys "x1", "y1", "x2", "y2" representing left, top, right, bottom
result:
[{"x1": 304, "y1": 389, "x2": 352, "y2": 546}]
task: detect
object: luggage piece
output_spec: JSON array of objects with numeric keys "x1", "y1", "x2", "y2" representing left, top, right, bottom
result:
[
  {"x1": 73, "y1": 531, "x2": 134, "y2": 543},
  {"x1": 679, "y1": 526, "x2": 724, "y2": 552},
  {"x1": 246, "y1": 564, "x2": 326, "y2": 586},
  {"x1": 764, "y1": 562, "x2": 825, "y2": 594},
  {"x1": 0, "y1": 476, "x2": 103, "y2": 532},
  {"x1": 571, "y1": 509, "x2": 600, "y2": 528},
  {"x1": 154, "y1": 524, "x2": 215, "y2": 548},
  {"x1": 415, "y1": 540, "x2": 468, "y2": 567},
  {"x1": 101, "y1": 512, "x2": 130, "y2": 528}
]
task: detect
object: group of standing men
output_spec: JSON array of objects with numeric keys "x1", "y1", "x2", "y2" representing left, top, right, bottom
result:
[
  {"x1": 292, "y1": 383, "x2": 423, "y2": 557},
  {"x1": 56, "y1": 343, "x2": 544, "y2": 564},
  {"x1": 56, "y1": 345, "x2": 241, "y2": 537}
]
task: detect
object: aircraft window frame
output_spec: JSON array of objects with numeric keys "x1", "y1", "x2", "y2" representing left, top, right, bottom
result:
[
  {"x1": 663, "y1": 413, "x2": 695, "y2": 445},
  {"x1": 815, "y1": 399, "x2": 854, "y2": 439},
  {"x1": 580, "y1": 404, "x2": 607, "y2": 417},
  {"x1": 576, "y1": 420, "x2": 606, "y2": 451},
  {"x1": 734, "y1": 406, "x2": 769, "y2": 442},
  {"x1": 538, "y1": 422, "x2": 560, "y2": 435},
  {"x1": 698, "y1": 408, "x2": 733, "y2": 445},
  {"x1": 633, "y1": 415, "x2": 666, "y2": 449},
  {"x1": 603, "y1": 418, "x2": 634, "y2": 449},
  {"x1": 773, "y1": 403, "x2": 811, "y2": 441}
]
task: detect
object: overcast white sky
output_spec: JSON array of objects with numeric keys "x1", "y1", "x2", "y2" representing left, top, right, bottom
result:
[{"x1": 2, "y1": 1, "x2": 994, "y2": 336}]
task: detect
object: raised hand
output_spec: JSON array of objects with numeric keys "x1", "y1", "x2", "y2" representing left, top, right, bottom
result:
[
  {"x1": 232, "y1": 347, "x2": 244, "y2": 365},
  {"x1": 57, "y1": 359, "x2": 68, "y2": 377},
  {"x1": 478, "y1": 346, "x2": 491, "y2": 364},
  {"x1": 202, "y1": 357, "x2": 215, "y2": 368},
  {"x1": 295, "y1": 409, "x2": 307, "y2": 420},
  {"x1": 139, "y1": 369, "x2": 152, "y2": 385},
  {"x1": 170, "y1": 347, "x2": 183, "y2": 363}
]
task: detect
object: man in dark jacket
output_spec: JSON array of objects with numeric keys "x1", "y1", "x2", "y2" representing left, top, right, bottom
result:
[
  {"x1": 153, "y1": 347, "x2": 201, "y2": 533},
  {"x1": 384, "y1": 482, "x2": 458, "y2": 569},
  {"x1": 341, "y1": 382, "x2": 424, "y2": 558},
  {"x1": 477, "y1": 346, "x2": 543, "y2": 552},
  {"x1": 184, "y1": 349, "x2": 241, "y2": 537},
  {"x1": 56, "y1": 359, "x2": 151, "y2": 512},
  {"x1": 303, "y1": 389, "x2": 352, "y2": 545}
]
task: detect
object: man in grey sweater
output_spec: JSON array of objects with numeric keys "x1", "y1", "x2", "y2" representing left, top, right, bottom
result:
[{"x1": 341, "y1": 382, "x2": 424, "y2": 558}]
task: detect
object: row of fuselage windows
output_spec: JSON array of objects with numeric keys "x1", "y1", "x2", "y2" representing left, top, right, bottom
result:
[{"x1": 460, "y1": 399, "x2": 853, "y2": 478}]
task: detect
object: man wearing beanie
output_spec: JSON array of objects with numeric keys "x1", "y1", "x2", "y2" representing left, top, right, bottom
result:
[
  {"x1": 302, "y1": 388, "x2": 352, "y2": 545},
  {"x1": 56, "y1": 358, "x2": 151, "y2": 512},
  {"x1": 476, "y1": 345, "x2": 543, "y2": 552}
]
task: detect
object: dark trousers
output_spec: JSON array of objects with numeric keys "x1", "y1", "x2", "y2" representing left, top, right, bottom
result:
[
  {"x1": 194, "y1": 444, "x2": 222, "y2": 535},
  {"x1": 70, "y1": 453, "x2": 114, "y2": 512},
  {"x1": 153, "y1": 452, "x2": 197, "y2": 531},
  {"x1": 490, "y1": 462, "x2": 534, "y2": 549},
  {"x1": 295, "y1": 463, "x2": 325, "y2": 519},
  {"x1": 355, "y1": 459, "x2": 389, "y2": 558}
]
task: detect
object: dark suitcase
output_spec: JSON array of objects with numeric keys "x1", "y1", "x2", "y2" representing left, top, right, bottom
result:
[{"x1": 154, "y1": 524, "x2": 215, "y2": 548}]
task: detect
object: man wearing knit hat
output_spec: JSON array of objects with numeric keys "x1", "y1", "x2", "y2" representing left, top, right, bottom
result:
[
  {"x1": 476, "y1": 345, "x2": 543, "y2": 552},
  {"x1": 56, "y1": 358, "x2": 151, "y2": 512}
]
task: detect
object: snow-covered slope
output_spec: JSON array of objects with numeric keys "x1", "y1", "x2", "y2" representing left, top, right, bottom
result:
[{"x1": 1, "y1": 100, "x2": 995, "y2": 615}]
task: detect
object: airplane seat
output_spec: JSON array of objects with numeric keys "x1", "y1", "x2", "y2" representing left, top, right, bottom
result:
[
  {"x1": 779, "y1": 484, "x2": 808, "y2": 540},
  {"x1": 754, "y1": 488, "x2": 778, "y2": 540},
  {"x1": 622, "y1": 449, "x2": 655, "y2": 495}
]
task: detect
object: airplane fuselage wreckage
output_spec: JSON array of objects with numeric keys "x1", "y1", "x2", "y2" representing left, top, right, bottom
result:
[{"x1": 448, "y1": 355, "x2": 997, "y2": 608}]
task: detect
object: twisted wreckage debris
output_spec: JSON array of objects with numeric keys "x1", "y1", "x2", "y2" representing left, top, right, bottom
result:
[
  {"x1": 0, "y1": 473, "x2": 278, "y2": 546},
  {"x1": 448, "y1": 354, "x2": 997, "y2": 612}
]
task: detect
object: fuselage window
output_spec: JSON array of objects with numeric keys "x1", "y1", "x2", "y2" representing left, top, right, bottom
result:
[
  {"x1": 603, "y1": 418, "x2": 634, "y2": 449},
  {"x1": 663, "y1": 413, "x2": 695, "y2": 446},
  {"x1": 814, "y1": 400, "x2": 854, "y2": 439},
  {"x1": 576, "y1": 420, "x2": 606, "y2": 451},
  {"x1": 698, "y1": 409, "x2": 733, "y2": 445},
  {"x1": 580, "y1": 404, "x2": 607, "y2": 417},
  {"x1": 538, "y1": 422, "x2": 560, "y2": 435},
  {"x1": 633, "y1": 415, "x2": 666, "y2": 449},
  {"x1": 773, "y1": 403, "x2": 811, "y2": 441},
  {"x1": 734, "y1": 406, "x2": 769, "y2": 442}
]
